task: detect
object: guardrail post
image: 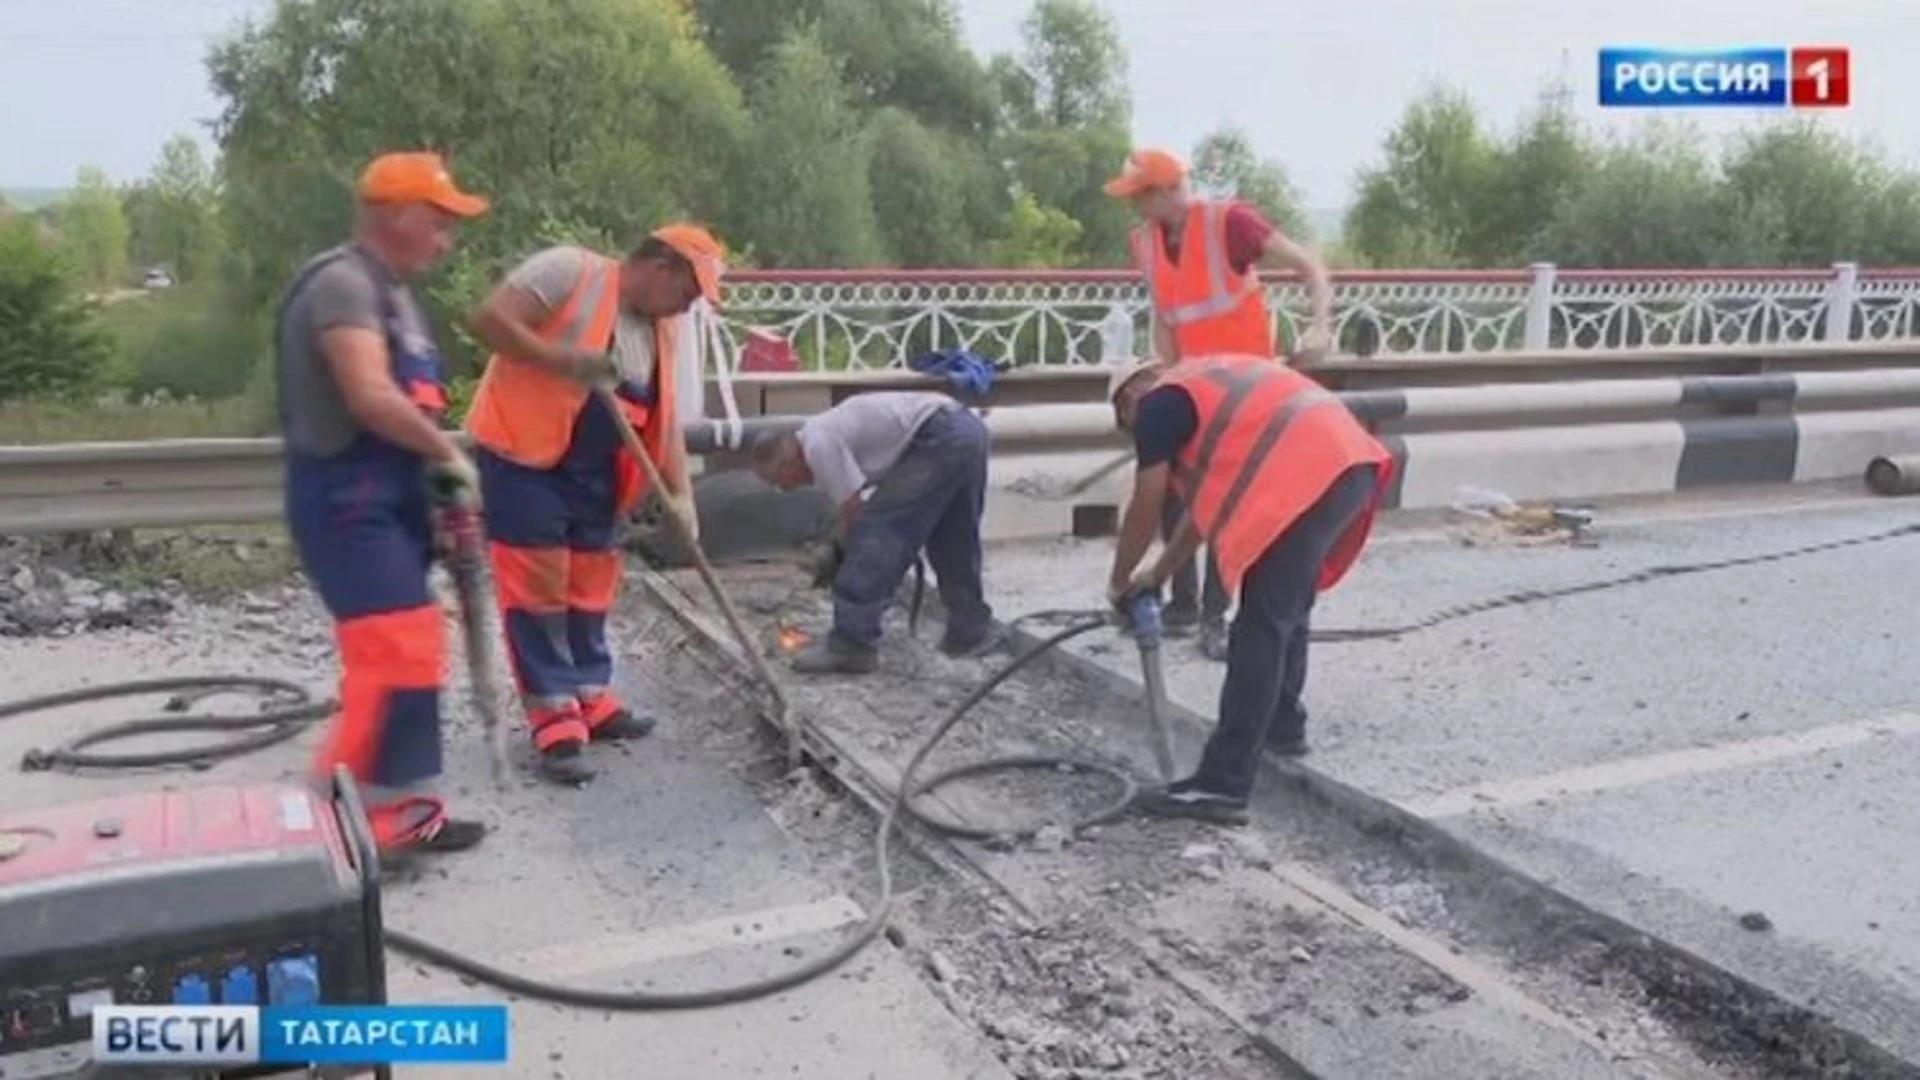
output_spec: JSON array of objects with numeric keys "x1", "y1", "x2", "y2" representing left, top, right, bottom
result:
[
  {"x1": 1825, "y1": 261, "x2": 1858, "y2": 343},
  {"x1": 1523, "y1": 263, "x2": 1557, "y2": 350},
  {"x1": 1100, "y1": 304, "x2": 1136, "y2": 364}
]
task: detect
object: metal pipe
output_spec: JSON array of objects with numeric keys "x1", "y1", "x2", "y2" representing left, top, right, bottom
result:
[{"x1": 1865, "y1": 454, "x2": 1920, "y2": 496}]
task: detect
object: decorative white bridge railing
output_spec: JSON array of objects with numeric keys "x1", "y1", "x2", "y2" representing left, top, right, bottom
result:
[{"x1": 694, "y1": 263, "x2": 1920, "y2": 371}]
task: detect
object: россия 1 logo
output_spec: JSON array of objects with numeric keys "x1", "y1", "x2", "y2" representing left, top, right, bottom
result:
[{"x1": 1598, "y1": 47, "x2": 1849, "y2": 108}]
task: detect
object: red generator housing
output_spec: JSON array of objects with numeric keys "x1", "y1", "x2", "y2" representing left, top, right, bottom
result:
[{"x1": 0, "y1": 768, "x2": 389, "y2": 1079}]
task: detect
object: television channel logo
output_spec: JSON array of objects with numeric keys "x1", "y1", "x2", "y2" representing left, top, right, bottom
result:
[{"x1": 1598, "y1": 47, "x2": 1849, "y2": 109}]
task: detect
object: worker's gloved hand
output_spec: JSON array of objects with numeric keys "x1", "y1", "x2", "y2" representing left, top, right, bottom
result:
[
  {"x1": 810, "y1": 539, "x2": 846, "y2": 589},
  {"x1": 427, "y1": 447, "x2": 482, "y2": 510},
  {"x1": 1106, "y1": 570, "x2": 1160, "y2": 620},
  {"x1": 1292, "y1": 324, "x2": 1333, "y2": 369},
  {"x1": 663, "y1": 488, "x2": 700, "y2": 544}
]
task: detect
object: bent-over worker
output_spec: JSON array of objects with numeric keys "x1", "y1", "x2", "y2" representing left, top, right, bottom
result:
[
  {"x1": 751, "y1": 391, "x2": 995, "y2": 673},
  {"x1": 1105, "y1": 355, "x2": 1392, "y2": 825},
  {"x1": 277, "y1": 151, "x2": 490, "y2": 860},
  {"x1": 1104, "y1": 147, "x2": 1340, "y2": 661},
  {"x1": 464, "y1": 225, "x2": 725, "y2": 785}
]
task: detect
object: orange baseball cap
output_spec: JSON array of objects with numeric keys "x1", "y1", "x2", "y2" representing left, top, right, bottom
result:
[
  {"x1": 358, "y1": 152, "x2": 490, "y2": 218},
  {"x1": 1103, "y1": 148, "x2": 1188, "y2": 198},
  {"x1": 651, "y1": 222, "x2": 728, "y2": 307}
]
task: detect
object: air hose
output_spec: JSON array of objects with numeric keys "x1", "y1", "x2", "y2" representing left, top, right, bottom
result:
[{"x1": 10, "y1": 517, "x2": 1920, "y2": 1010}]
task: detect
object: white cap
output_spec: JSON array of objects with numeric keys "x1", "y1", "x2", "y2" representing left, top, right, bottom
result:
[{"x1": 1106, "y1": 359, "x2": 1163, "y2": 407}]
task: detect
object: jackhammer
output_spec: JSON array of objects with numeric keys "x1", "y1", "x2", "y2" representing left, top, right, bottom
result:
[
  {"x1": 426, "y1": 470, "x2": 511, "y2": 791},
  {"x1": 1122, "y1": 591, "x2": 1180, "y2": 785}
]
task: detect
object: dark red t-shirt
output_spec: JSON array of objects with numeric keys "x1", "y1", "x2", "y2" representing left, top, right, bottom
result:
[{"x1": 1157, "y1": 201, "x2": 1276, "y2": 273}]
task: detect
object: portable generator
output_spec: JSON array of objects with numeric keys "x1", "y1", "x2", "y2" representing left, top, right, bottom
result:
[{"x1": 0, "y1": 767, "x2": 391, "y2": 1079}]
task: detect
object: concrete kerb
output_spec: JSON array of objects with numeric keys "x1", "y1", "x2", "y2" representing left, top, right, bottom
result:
[{"x1": 976, "y1": 609, "x2": 1920, "y2": 1078}]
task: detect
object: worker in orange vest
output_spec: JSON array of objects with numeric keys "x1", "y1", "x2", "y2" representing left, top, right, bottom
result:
[
  {"x1": 1104, "y1": 355, "x2": 1392, "y2": 825},
  {"x1": 278, "y1": 151, "x2": 490, "y2": 862},
  {"x1": 1105, "y1": 147, "x2": 1339, "y2": 663},
  {"x1": 464, "y1": 225, "x2": 723, "y2": 785}
]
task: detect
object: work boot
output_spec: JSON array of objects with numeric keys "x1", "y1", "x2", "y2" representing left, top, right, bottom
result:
[
  {"x1": 371, "y1": 798, "x2": 487, "y2": 872},
  {"x1": 1132, "y1": 777, "x2": 1249, "y2": 827},
  {"x1": 582, "y1": 694, "x2": 658, "y2": 742},
  {"x1": 791, "y1": 634, "x2": 879, "y2": 675},
  {"x1": 537, "y1": 741, "x2": 596, "y2": 786},
  {"x1": 592, "y1": 710, "x2": 658, "y2": 741},
  {"x1": 938, "y1": 622, "x2": 1000, "y2": 659},
  {"x1": 1198, "y1": 618, "x2": 1229, "y2": 662}
]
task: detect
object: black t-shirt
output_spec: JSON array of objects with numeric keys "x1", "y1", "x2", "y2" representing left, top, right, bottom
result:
[{"x1": 1132, "y1": 384, "x2": 1199, "y2": 468}]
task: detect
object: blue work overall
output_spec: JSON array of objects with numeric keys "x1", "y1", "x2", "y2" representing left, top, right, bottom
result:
[{"x1": 281, "y1": 249, "x2": 450, "y2": 842}]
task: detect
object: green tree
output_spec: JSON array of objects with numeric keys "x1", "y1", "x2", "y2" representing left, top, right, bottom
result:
[
  {"x1": 990, "y1": 0, "x2": 1133, "y2": 266},
  {"x1": 984, "y1": 188, "x2": 1083, "y2": 268},
  {"x1": 56, "y1": 166, "x2": 132, "y2": 290},
  {"x1": 730, "y1": 26, "x2": 886, "y2": 267},
  {"x1": 206, "y1": 0, "x2": 751, "y2": 365},
  {"x1": 1190, "y1": 125, "x2": 1309, "y2": 240},
  {"x1": 1343, "y1": 86, "x2": 1498, "y2": 268},
  {"x1": 123, "y1": 135, "x2": 224, "y2": 283},
  {"x1": 0, "y1": 218, "x2": 114, "y2": 402},
  {"x1": 1536, "y1": 121, "x2": 1724, "y2": 267}
]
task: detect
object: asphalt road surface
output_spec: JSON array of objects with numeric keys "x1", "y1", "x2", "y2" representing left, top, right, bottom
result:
[
  {"x1": 984, "y1": 480, "x2": 1920, "y2": 1068},
  {"x1": 0, "y1": 592, "x2": 1012, "y2": 1080}
]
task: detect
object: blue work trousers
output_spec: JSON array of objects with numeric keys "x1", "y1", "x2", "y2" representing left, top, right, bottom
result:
[
  {"x1": 1194, "y1": 463, "x2": 1380, "y2": 799},
  {"x1": 832, "y1": 408, "x2": 993, "y2": 647}
]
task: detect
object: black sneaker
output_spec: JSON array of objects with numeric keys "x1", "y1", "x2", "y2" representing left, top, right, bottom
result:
[
  {"x1": 537, "y1": 741, "x2": 596, "y2": 785},
  {"x1": 1133, "y1": 778, "x2": 1250, "y2": 826},
  {"x1": 1266, "y1": 735, "x2": 1309, "y2": 758},
  {"x1": 591, "y1": 709, "x2": 658, "y2": 741},
  {"x1": 791, "y1": 636, "x2": 879, "y2": 675},
  {"x1": 939, "y1": 623, "x2": 1000, "y2": 659}
]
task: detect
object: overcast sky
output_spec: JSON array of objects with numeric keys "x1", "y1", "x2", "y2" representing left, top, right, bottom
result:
[{"x1": 2, "y1": 0, "x2": 1913, "y2": 209}]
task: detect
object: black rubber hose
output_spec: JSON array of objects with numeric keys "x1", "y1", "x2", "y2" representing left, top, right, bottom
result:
[
  {"x1": 17, "y1": 518, "x2": 1920, "y2": 1009},
  {"x1": 11, "y1": 676, "x2": 332, "y2": 772},
  {"x1": 389, "y1": 615, "x2": 1127, "y2": 1008},
  {"x1": 4, "y1": 618, "x2": 1126, "y2": 1012}
]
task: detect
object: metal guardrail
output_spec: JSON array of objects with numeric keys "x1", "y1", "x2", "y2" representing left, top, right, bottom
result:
[{"x1": 5, "y1": 361, "x2": 1918, "y2": 537}]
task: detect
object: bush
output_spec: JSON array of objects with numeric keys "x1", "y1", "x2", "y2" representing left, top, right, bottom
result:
[
  {"x1": 99, "y1": 283, "x2": 266, "y2": 400},
  {"x1": 0, "y1": 218, "x2": 114, "y2": 402}
]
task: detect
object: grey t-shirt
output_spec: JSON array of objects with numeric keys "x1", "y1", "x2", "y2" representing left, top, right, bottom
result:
[
  {"x1": 505, "y1": 245, "x2": 658, "y2": 394},
  {"x1": 276, "y1": 245, "x2": 436, "y2": 457},
  {"x1": 798, "y1": 392, "x2": 959, "y2": 505}
]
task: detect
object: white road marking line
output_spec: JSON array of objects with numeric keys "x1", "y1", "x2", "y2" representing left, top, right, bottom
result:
[
  {"x1": 395, "y1": 894, "x2": 867, "y2": 996},
  {"x1": 1403, "y1": 711, "x2": 1920, "y2": 820}
]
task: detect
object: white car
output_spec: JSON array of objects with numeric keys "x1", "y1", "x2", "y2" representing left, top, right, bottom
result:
[{"x1": 142, "y1": 269, "x2": 173, "y2": 290}]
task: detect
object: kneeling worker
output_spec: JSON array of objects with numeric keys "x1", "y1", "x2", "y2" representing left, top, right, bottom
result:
[
  {"x1": 751, "y1": 391, "x2": 995, "y2": 673},
  {"x1": 1105, "y1": 355, "x2": 1392, "y2": 825},
  {"x1": 464, "y1": 224, "x2": 724, "y2": 784}
]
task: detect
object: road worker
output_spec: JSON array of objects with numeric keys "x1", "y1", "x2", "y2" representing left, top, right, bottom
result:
[
  {"x1": 464, "y1": 225, "x2": 723, "y2": 785},
  {"x1": 277, "y1": 151, "x2": 490, "y2": 860},
  {"x1": 750, "y1": 391, "x2": 996, "y2": 673},
  {"x1": 1104, "y1": 355, "x2": 1391, "y2": 825},
  {"x1": 1105, "y1": 147, "x2": 1339, "y2": 661}
]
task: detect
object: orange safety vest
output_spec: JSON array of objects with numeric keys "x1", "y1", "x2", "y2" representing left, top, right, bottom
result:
[
  {"x1": 1131, "y1": 200, "x2": 1274, "y2": 360},
  {"x1": 1159, "y1": 354, "x2": 1393, "y2": 596},
  {"x1": 465, "y1": 250, "x2": 680, "y2": 514}
]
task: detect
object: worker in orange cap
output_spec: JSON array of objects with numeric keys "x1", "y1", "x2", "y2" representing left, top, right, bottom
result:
[
  {"x1": 1105, "y1": 146, "x2": 1339, "y2": 662},
  {"x1": 278, "y1": 151, "x2": 491, "y2": 862},
  {"x1": 464, "y1": 225, "x2": 722, "y2": 785}
]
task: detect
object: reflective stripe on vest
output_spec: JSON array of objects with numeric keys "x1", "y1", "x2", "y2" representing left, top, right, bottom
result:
[
  {"x1": 1135, "y1": 201, "x2": 1265, "y2": 328},
  {"x1": 1173, "y1": 358, "x2": 1336, "y2": 545},
  {"x1": 558, "y1": 261, "x2": 617, "y2": 350}
]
